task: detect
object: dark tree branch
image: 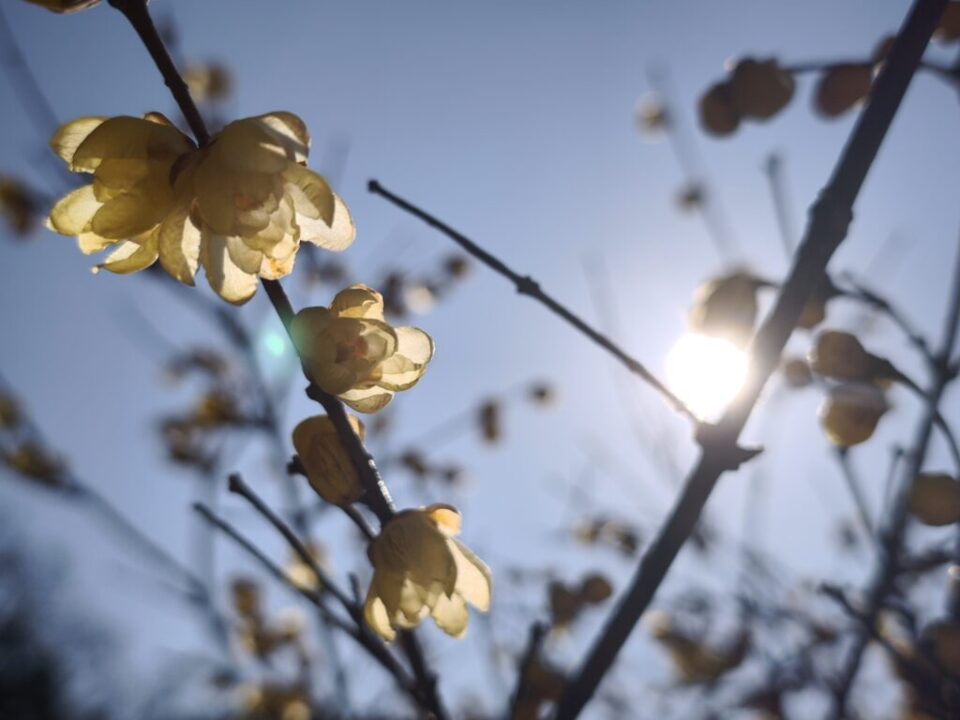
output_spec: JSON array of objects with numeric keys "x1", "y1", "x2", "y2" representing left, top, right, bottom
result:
[
  {"x1": 550, "y1": 2, "x2": 946, "y2": 716},
  {"x1": 367, "y1": 179, "x2": 697, "y2": 423}
]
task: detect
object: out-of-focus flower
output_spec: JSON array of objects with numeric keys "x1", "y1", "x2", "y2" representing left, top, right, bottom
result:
[
  {"x1": 184, "y1": 62, "x2": 232, "y2": 103},
  {"x1": 921, "y1": 619, "x2": 960, "y2": 675},
  {"x1": 908, "y1": 473, "x2": 960, "y2": 526},
  {"x1": 698, "y1": 58, "x2": 793, "y2": 136},
  {"x1": 809, "y1": 330, "x2": 901, "y2": 386},
  {"x1": 292, "y1": 415, "x2": 364, "y2": 505},
  {"x1": 688, "y1": 271, "x2": 769, "y2": 346},
  {"x1": 22, "y1": 0, "x2": 100, "y2": 13},
  {"x1": 363, "y1": 504, "x2": 491, "y2": 641},
  {"x1": 46, "y1": 111, "x2": 354, "y2": 304},
  {"x1": 241, "y1": 682, "x2": 311, "y2": 720},
  {"x1": 634, "y1": 94, "x2": 669, "y2": 135},
  {"x1": 676, "y1": 183, "x2": 705, "y2": 212},
  {"x1": 819, "y1": 382, "x2": 889, "y2": 447},
  {"x1": 936, "y1": 4, "x2": 960, "y2": 41},
  {"x1": 573, "y1": 516, "x2": 641, "y2": 557},
  {"x1": 548, "y1": 573, "x2": 614, "y2": 629},
  {"x1": 291, "y1": 285, "x2": 434, "y2": 413},
  {"x1": 478, "y1": 399, "x2": 501, "y2": 443},
  {"x1": 728, "y1": 58, "x2": 795, "y2": 119},
  {"x1": 2, "y1": 442, "x2": 65, "y2": 487},
  {"x1": 231, "y1": 577, "x2": 262, "y2": 620},
  {"x1": 0, "y1": 393, "x2": 21, "y2": 429},
  {"x1": 0, "y1": 178, "x2": 39, "y2": 236},
  {"x1": 648, "y1": 611, "x2": 750, "y2": 685},
  {"x1": 513, "y1": 658, "x2": 566, "y2": 720},
  {"x1": 192, "y1": 390, "x2": 244, "y2": 427},
  {"x1": 815, "y1": 64, "x2": 873, "y2": 118},
  {"x1": 285, "y1": 543, "x2": 327, "y2": 592},
  {"x1": 781, "y1": 357, "x2": 813, "y2": 388}
]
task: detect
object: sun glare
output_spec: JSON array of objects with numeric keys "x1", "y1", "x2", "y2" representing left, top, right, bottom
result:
[{"x1": 665, "y1": 333, "x2": 749, "y2": 421}]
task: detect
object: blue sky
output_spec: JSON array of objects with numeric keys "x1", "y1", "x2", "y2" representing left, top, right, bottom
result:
[{"x1": 2, "y1": 1, "x2": 959, "y2": 717}]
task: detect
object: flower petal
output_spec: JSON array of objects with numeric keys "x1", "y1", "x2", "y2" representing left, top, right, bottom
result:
[
  {"x1": 46, "y1": 184, "x2": 101, "y2": 236},
  {"x1": 158, "y1": 204, "x2": 201, "y2": 285},
  {"x1": 91, "y1": 193, "x2": 165, "y2": 239},
  {"x1": 201, "y1": 232, "x2": 258, "y2": 305},
  {"x1": 298, "y1": 192, "x2": 355, "y2": 251},
  {"x1": 338, "y1": 385, "x2": 394, "y2": 414},
  {"x1": 394, "y1": 326, "x2": 435, "y2": 366},
  {"x1": 363, "y1": 585, "x2": 396, "y2": 642},
  {"x1": 449, "y1": 539, "x2": 492, "y2": 612},
  {"x1": 50, "y1": 117, "x2": 106, "y2": 169},
  {"x1": 71, "y1": 116, "x2": 192, "y2": 172},
  {"x1": 95, "y1": 235, "x2": 159, "y2": 274},
  {"x1": 225, "y1": 236, "x2": 265, "y2": 274},
  {"x1": 284, "y1": 164, "x2": 334, "y2": 224},
  {"x1": 430, "y1": 591, "x2": 469, "y2": 638},
  {"x1": 331, "y1": 285, "x2": 385, "y2": 320},
  {"x1": 257, "y1": 111, "x2": 310, "y2": 163}
]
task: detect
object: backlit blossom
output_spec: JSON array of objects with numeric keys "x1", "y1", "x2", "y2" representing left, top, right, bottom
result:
[
  {"x1": 291, "y1": 285, "x2": 434, "y2": 413},
  {"x1": 292, "y1": 415, "x2": 364, "y2": 505},
  {"x1": 46, "y1": 111, "x2": 354, "y2": 304},
  {"x1": 363, "y1": 504, "x2": 491, "y2": 641},
  {"x1": 23, "y1": 0, "x2": 100, "y2": 13}
]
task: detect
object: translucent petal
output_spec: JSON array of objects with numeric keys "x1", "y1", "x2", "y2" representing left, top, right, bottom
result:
[
  {"x1": 339, "y1": 385, "x2": 394, "y2": 414},
  {"x1": 377, "y1": 354, "x2": 425, "y2": 391},
  {"x1": 298, "y1": 192, "x2": 355, "y2": 251},
  {"x1": 449, "y1": 539, "x2": 492, "y2": 612},
  {"x1": 46, "y1": 184, "x2": 101, "y2": 236},
  {"x1": 259, "y1": 243, "x2": 297, "y2": 280},
  {"x1": 363, "y1": 586, "x2": 396, "y2": 642},
  {"x1": 157, "y1": 204, "x2": 201, "y2": 285},
  {"x1": 283, "y1": 164, "x2": 334, "y2": 223},
  {"x1": 96, "y1": 235, "x2": 159, "y2": 274},
  {"x1": 331, "y1": 285, "x2": 385, "y2": 320},
  {"x1": 201, "y1": 232, "x2": 258, "y2": 305},
  {"x1": 91, "y1": 193, "x2": 165, "y2": 240},
  {"x1": 50, "y1": 117, "x2": 106, "y2": 169},
  {"x1": 426, "y1": 505, "x2": 462, "y2": 536},
  {"x1": 430, "y1": 591, "x2": 469, "y2": 638},
  {"x1": 72, "y1": 116, "x2": 192, "y2": 172},
  {"x1": 394, "y1": 326, "x2": 435, "y2": 366},
  {"x1": 225, "y1": 236, "x2": 265, "y2": 274},
  {"x1": 257, "y1": 111, "x2": 310, "y2": 163},
  {"x1": 77, "y1": 231, "x2": 114, "y2": 255}
]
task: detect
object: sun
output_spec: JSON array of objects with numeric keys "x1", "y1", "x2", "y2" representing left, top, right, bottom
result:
[{"x1": 665, "y1": 333, "x2": 749, "y2": 421}]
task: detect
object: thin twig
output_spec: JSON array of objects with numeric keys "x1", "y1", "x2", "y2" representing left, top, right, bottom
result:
[
  {"x1": 764, "y1": 153, "x2": 798, "y2": 261},
  {"x1": 552, "y1": 2, "x2": 945, "y2": 716},
  {"x1": 507, "y1": 621, "x2": 549, "y2": 719},
  {"x1": 833, "y1": 448, "x2": 875, "y2": 538},
  {"x1": 828, "y1": 222, "x2": 960, "y2": 717},
  {"x1": 367, "y1": 179, "x2": 697, "y2": 423},
  {"x1": 192, "y1": 503, "x2": 428, "y2": 707}
]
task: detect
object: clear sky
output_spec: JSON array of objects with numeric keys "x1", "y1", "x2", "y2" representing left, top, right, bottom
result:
[{"x1": 1, "y1": 1, "x2": 959, "y2": 717}]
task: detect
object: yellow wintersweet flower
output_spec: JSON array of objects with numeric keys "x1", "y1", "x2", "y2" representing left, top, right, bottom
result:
[
  {"x1": 292, "y1": 415, "x2": 364, "y2": 505},
  {"x1": 46, "y1": 111, "x2": 354, "y2": 304},
  {"x1": 291, "y1": 285, "x2": 434, "y2": 413},
  {"x1": 23, "y1": 0, "x2": 100, "y2": 13},
  {"x1": 364, "y1": 504, "x2": 491, "y2": 641}
]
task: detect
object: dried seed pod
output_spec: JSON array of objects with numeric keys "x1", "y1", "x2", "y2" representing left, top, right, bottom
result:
[
  {"x1": 814, "y1": 65, "x2": 873, "y2": 117},
  {"x1": 908, "y1": 473, "x2": 960, "y2": 526},
  {"x1": 580, "y1": 573, "x2": 614, "y2": 604},
  {"x1": 689, "y1": 271, "x2": 768, "y2": 346},
  {"x1": 729, "y1": 58, "x2": 795, "y2": 119},
  {"x1": 479, "y1": 399, "x2": 501, "y2": 444},
  {"x1": 921, "y1": 620, "x2": 960, "y2": 675},
  {"x1": 935, "y1": 3, "x2": 960, "y2": 41},
  {"x1": 698, "y1": 82, "x2": 740, "y2": 136},
  {"x1": 808, "y1": 331, "x2": 884, "y2": 381},
  {"x1": 819, "y1": 382, "x2": 889, "y2": 447},
  {"x1": 782, "y1": 357, "x2": 813, "y2": 388}
]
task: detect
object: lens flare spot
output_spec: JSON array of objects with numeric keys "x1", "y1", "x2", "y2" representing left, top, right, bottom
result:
[{"x1": 666, "y1": 333, "x2": 749, "y2": 421}]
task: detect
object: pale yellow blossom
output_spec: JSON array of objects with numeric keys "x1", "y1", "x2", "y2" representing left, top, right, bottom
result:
[
  {"x1": 364, "y1": 504, "x2": 491, "y2": 641},
  {"x1": 291, "y1": 285, "x2": 434, "y2": 413},
  {"x1": 23, "y1": 0, "x2": 99, "y2": 13},
  {"x1": 292, "y1": 415, "x2": 364, "y2": 505},
  {"x1": 46, "y1": 111, "x2": 354, "y2": 304}
]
